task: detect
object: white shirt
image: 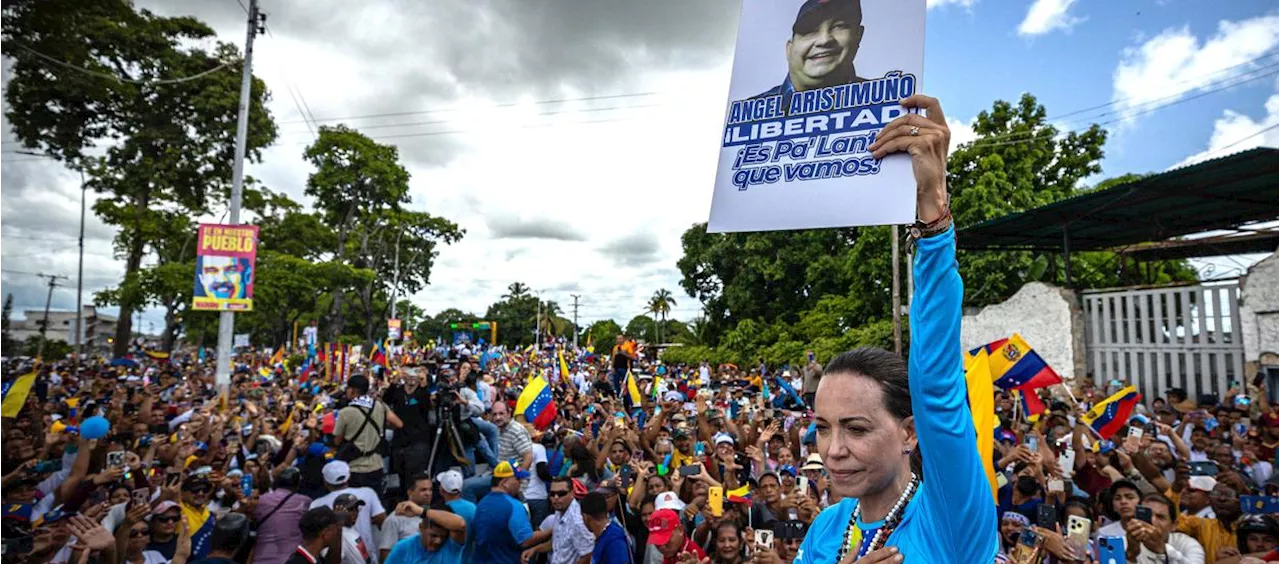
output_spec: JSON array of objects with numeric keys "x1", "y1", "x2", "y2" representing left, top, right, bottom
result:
[
  {"x1": 538, "y1": 500, "x2": 595, "y2": 564},
  {"x1": 341, "y1": 526, "x2": 373, "y2": 564},
  {"x1": 523, "y1": 444, "x2": 549, "y2": 501},
  {"x1": 311, "y1": 487, "x2": 385, "y2": 564},
  {"x1": 378, "y1": 513, "x2": 421, "y2": 553},
  {"x1": 1134, "y1": 532, "x2": 1205, "y2": 564}
]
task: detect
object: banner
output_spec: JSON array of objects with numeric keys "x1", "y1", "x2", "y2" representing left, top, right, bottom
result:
[
  {"x1": 387, "y1": 319, "x2": 402, "y2": 340},
  {"x1": 192, "y1": 224, "x2": 259, "y2": 311},
  {"x1": 233, "y1": 334, "x2": 250, "y2": 348},
  {"x1": 707, "y1": 0, "x2": 926, "y2": 232}
]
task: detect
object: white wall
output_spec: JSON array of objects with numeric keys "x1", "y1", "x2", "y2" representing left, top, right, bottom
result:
[
  {"x1": 1239, "y1": 251, "x2": 1279, "y2": 363},
  {"x1": 961, "y1": 282, "x2": 1083, "y2": 381}
]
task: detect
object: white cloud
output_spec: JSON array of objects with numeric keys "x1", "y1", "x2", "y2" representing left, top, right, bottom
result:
[
  {"x1": 947, "y1": 117, "x2": 978, "y2": 152},
  {"x1": 1017, "y1": 0, "x2": 1084, "y2": 37},
  {"x1": 1173, "y1": 92, "x2": 1279, "y2": 168},
  {"x1": 1113, "y1": 15, "x2": 1279, "y2": 122},
  {"x1": 928, "y1": 0, "x2": 978, "y2": 10}
]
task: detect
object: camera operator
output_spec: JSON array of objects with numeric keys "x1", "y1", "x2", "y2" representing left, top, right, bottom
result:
[{"x1": 457, "y1": 363, "x2": 500, "y2": 472}]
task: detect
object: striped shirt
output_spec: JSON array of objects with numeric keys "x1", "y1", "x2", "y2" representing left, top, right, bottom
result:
[{"x1": 498, "y1": 421, "x2": 532, "y2": 462}]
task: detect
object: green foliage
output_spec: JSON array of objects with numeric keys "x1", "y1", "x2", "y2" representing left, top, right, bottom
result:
[
  {"x1": 24, "y1": 335, "x2": 72, "y2": 360},
  {"x1": 4, "y1": 0, "x2": 278, "y2": 355},
  {"x1": 582, "y1": 320, "x2": 623, "y2": 350}
]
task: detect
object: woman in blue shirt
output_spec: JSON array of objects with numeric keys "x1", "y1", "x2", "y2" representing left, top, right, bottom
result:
[{"x1": 794, "y1": 95, "x2": 999, "y2": 563}]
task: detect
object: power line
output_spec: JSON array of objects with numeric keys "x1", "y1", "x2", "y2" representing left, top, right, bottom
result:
[
  {"x1": 231, "y1": 0, "x2": 319, "y2": 139},
  {"x1": 8, "y1": 41, "x2": 236, "y2": 85},
  {"x1": 277, "y1": 102, "x2": 664, "y2": 135},
  {"x1": 280, "y1": 91, "x2": 662, "y2": 125},
  {"x1": 1197, "y1": 123, "x2": 1279, "y2": 161}
]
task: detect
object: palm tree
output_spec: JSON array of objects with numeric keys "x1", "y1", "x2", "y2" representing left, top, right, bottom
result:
[
  {"x1": 503, "y1": 282, "x2": 530, "y2": 300},
  {"x1": 649, "y1": 289, "x2": 676, "y2": 343}
]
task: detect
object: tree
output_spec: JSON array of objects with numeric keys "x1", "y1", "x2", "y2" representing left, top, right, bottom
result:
[
  {"x1": 304, "y1": 124, "x2": 412, "y2": 341},
  {"x1": 4, "y1": 0, "x2": 278, "y2": 356},
  {"x1": 1, "y1": 294, "x2": 14, "y2": 356},
  {"x1": 625, "y1": 315, "x2": 657, "y2": 343},
  {"x1": 582, "y1": 319, "x2": 622, "y2": 351},
  {"x1": 503, "y1": 283, "x2": 531, "y2": 300},
  {"x1": 648, "y1": 289, "x2": 677, "y2": 343}
]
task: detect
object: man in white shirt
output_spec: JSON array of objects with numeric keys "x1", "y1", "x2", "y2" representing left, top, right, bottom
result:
[
  {"x1": 1122, "y1": 494, "x2": 1205, "y2": 564},
  {"x1": 528, "y1": 477, "x2": 595, "y2": 564},
  {"x1": 377, "y1": 474, "x2": 433, "y2": 561},
  {"x1": 310, "y1": 461, "x2": 387, "y2": 564},
  {"x1": 525, "y1": 441, "x2": 551, "y2": 529}
]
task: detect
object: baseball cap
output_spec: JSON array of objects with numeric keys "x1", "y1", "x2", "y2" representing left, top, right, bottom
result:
[
  {"x1": 801, "y1": 453, "x2": 824, "y2": 472},
  {"x1": 332, "y1": 493, "x2": 365, "y2": 511},
  {"x1": 713, "y1": 433, "x2": 735, "y2": 447},
  {"x1": 654, "y1": 491, "x2": 686, "y2": 512},
  {"x1": 322, "y1": 461, "x2": 351, "y2": 485},
  {"x1": 792, "y1": 0, "x2": 860, "y2": 34},
  {"x1": 1188, "y1": 476, "x2": 1217, "y2": 493},
  {"x1": 663, "y1": 391, "x2": 684, "y2": 402},
  {"x1": 647, "y1": 509, "x2": 682, "y2": 546},
  {"x1": 672, "y1": 428, "x2": 690, "y2": 440},
  {"x1": 436, "y1": 470, "x2": 464, "y2": 494},
  {"x1": 493, "y1": 461, "x2": 529, "y2": 480},
  {"x1": 152, "y1": 501, "x2": 180, "y2": 515},
  {"x1": 346, "y1": 374, "x2": 370, "y2": 395}
]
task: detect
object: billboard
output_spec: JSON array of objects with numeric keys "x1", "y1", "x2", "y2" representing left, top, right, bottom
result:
[
  {"x1": 387, "y1": 319, "x2": 402, "y2": 340},
  {"x1": 192, "y1": 224, "x2": 258, "y2": 311},
  {"x1": 707, "y1": 0, "x2": 926, "y2": 232}
]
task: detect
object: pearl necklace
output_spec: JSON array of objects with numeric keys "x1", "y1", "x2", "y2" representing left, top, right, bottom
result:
[{"x1": 837, "y1": 473, "x2": 920, "y2": 562}]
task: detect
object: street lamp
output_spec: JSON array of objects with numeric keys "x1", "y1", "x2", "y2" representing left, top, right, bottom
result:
[{"x1": 15, "y1": 151, "x2": 87, "y2": 373}]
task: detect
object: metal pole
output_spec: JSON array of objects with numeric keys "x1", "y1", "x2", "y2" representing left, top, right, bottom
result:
[
  {"x1": 36, "y1": 274, "x2": 65, "y2": 360},
  {"x1": 216, "y1": 0, "x2": 261, "y2": 400},
  {"x1": 74, "y1": 170, "x2": 86, "y2": 374},
  {"x1": 1062, "y1": 227, "x2": 1073, "y2": 289},
  {"x1": 891, "y1": 225, "x2": 902, "y2": 356},
  {"x1": 535, "y1": 298, "x2": 542, "y2": 346},
  {"x1": 571, "y1": 294, "x2": 581, "y2": 348},
  {"x1": 390, "y1": 230, "x2": 401, "y2": 324}
]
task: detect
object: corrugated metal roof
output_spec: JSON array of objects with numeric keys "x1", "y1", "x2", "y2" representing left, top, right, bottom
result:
[{"x1": 956, "y1": 147, "x2": 1279, "y2": 252}]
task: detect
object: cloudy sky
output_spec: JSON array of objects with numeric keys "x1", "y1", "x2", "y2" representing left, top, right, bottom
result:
[{"x1": 2, "y1": 0, "x2": 1277, "y2": 333}]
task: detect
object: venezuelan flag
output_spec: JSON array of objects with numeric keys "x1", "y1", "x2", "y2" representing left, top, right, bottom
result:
[
  {"x1": 269, "y1": 347, "x2": 285, "y2": 366},
  {"x1": 1081, "y1": 385, "x2": 1142, "y2": 440},
  {"x1": 145, "y1": 350, "x2": 170, "y2": 360},
  {"x1": 964, "y1": 348, "x2": 998, "y2": 504},
  {"x1": 517, "y1": 375, "x2": 557, "y2": 430},
  {"x1": 557, "y1": 349, "x2": 570, "y2": 383},
  {"x1": 976, "y1": 334, "x2": 1063, "y2": 391},
  {"x1": 726, "y1": 484, "x2": 752, "y2": 504},
  {"x1": 1, "y1": 368, "x2": 38, "y2": 418},
  {"x1": 624, "y1": 370, "x2": 642, "y2": 408},
  {"x1": 369, "y1": 340, "x2": 387, "y2": 367}
]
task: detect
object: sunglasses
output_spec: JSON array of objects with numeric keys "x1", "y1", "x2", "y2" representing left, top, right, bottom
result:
[
  {"x1": 185, "y1": 485, "x2": 213, "y2": 494},
  {"x1": 549, "y1": 490, "x2": 571, "y2": 498},
  {"x1": 130, "y1": 529, "x2": 150, "y2": 538},
  {"x1": 153, "y1": 515, "x2": 180, "y2": 524}
]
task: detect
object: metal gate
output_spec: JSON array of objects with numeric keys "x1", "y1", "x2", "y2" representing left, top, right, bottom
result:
[{"x1": 1083, "y1": 280, "x2": 1244, "y2": 403}]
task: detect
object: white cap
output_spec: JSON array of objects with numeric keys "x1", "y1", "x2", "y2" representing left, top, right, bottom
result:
[
  {"x1": 436, "y1": 469, "x2": 464, "y2": 494},
  {"x1": 654, "y1": 491, "x2": 686, "y2": 512},
  {"x1": 663, "y1": 391, "x2": 684, "y2": 402},
  {"x1": 322, "y1": 461, "x2": 350, "y2": 485},
  {"x1": 1188, "y1": 475, "x2": 1217, "y2": 493},
  {"x1": 713, "y1": 432, "x2": 735, "y2": 446}
]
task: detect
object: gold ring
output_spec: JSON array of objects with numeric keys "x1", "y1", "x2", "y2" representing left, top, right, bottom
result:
[{"x1": 909, "y1": 126, "x2": 920, "y2": 137}]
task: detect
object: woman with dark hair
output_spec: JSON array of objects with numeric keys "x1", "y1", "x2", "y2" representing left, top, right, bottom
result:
[
  {"x1": 794, "y1": 95, "x2": 999, "y2": 563},
  {"x1": 709, "y1": 520, "x2": 748, "y2": 564}
]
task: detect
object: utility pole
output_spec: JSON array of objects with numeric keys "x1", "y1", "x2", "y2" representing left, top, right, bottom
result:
[
  {"x1": 570, "y1": 294, "x2": 581, "y2": 348},
  {"x1": 73, "y1": 170, "x2": 86, "y2": 374},
  {"x1": 35, "y1": 273, "x2": 68, "y2": 360},
  {"x1": 389, "y1": 230, "x2": 402, "y2": 328},
  {"x1": 216, "y1": 0, "x2": 265, "y2": 401}
]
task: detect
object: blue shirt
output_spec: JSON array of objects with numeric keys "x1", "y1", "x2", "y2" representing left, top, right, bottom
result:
[
  {"x1": 445, "y1": 498, "x2": 477, "y2": 562},
  {"x1": 592, "y1": 523, "x2": 631, "y2": 564},
  {"x1": 794, "y1": 227, "x2": 998, "y2": 564},
  {"x1": 473, "y1": 491, "x2": 532, "y2": 564},
  {"x1": 383, "y1": 534, "x2": 463, "y2": 564}
]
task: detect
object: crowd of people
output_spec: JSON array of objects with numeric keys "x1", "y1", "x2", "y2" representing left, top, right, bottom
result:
[{"x1": 1, "y1": 96, "x2": 1276, "y2": 564}]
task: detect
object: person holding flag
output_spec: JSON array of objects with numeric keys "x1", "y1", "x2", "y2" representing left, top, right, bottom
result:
[{"x1": 794, "y1": 95, "x2": 999, "y2": 563}]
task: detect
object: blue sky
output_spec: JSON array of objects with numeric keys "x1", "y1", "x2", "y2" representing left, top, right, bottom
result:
[{"x1": 2, "y1": 0, "x2": 1276, "y2": 332}]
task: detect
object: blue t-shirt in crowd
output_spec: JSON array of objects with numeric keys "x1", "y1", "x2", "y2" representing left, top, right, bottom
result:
[
  {"x1": 446, "y1": 498, "x2": 477, "y2": 561},
  {"x1": 593, "y1": 522, "x2": 631, "y2": 564},
  {"x1": 383, "y1": 534, "x2": 462, "y2": 564},
  {"x1": 472, "y1": 491, "x2": 532, "y2": 564}
]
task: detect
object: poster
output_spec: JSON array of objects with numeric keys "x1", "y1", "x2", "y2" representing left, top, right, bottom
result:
[
  {"x1": 387, "y1": 319, "x2": 402, "y2": 340},
  {"x1": 192, "y1": 224, "x2": 259, "y2": 311},
  {"x1": 707, "y1": 0, "x2": 926, "y2": 232},
  {"x1": 233, "y1": 334, "x2": 250, "y2": 348}
]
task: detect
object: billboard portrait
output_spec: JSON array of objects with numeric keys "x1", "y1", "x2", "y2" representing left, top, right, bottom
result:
[
  {"x1": 708, "y1": 0, "x2": 926, "y2": 232},
  {"x1": 192, "y1": 224, "x2": 259, "y2": 311}
]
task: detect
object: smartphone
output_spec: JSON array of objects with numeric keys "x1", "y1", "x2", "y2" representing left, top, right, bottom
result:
[
  {"x1": 754, "y1": 529, "x2": 774, "y2": 549},
  {"x1": 1097, "y1": 536, "x2": 1126, "y2": 564},
  {"x1": 1127, "y1": 426, "x2": 1144, "y2": 440},
  {"x1": 165, "y1": 470, "x2": 182, "y2": 487},
  {"x1": 106, "y1": 451, "x2": 125, "y2": 469},
  {"x1": 797, "y1": 476, "x2": 810, "y2": 494},
  {"x1": 1064, "y1": 515, "x2": 1091, "y2": 556},
  {"x1": 1188, "y1": 461, "x2": 1218, "y2": 477},
  {"x1": 708, "y1": 486, "x2": 724, "y2": 517},
  {"x1": 136, "y1": 435, "x2": 153, "y2": 448},
  {"x1": 1057, "y1": 449, "x2": 1076, "y2": 479},
  {"x1": 131, "y1": 488, "x2": 150, "y2": 507},
  {"x1": 1025, "y1": 436, "x2": 1039, "y2": 452},
  {"x1": 808, "y1": 352, "x2": 815, "y2": 363},
  {"x1": 1010, "y1": 529, "x2": 1041, "y2": 564},
  {"x1": 3, "y1": 536, "x2": 34, "y2": 556},
  {"x1": 1037, "y1": 504, "x2": 1058, "y2": 529},
  {"x1": 679, "y1": 464, "x2": 702, "y2": 477},
  {"x1": 1134, "y1": 506, "x2": 1152, "y2": 524},
  {"x1": 240, "y1": 474, "x2": 254, "y2": 497},
  {"x1": 150, "y1": 423, "x2": 169, "y2": 435},
  {"x1": 1047, "y1": 479, "x2": 1064, "y2": 494},
  {"x1": 694, "y1": 442, "x2": 705, "y2": 457},
  {"x1": 1240, "y1": 495, "x2": 1280, "y2": 514}
]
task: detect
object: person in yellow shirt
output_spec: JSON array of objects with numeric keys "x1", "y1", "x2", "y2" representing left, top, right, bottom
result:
[{"x1": 1167, "y1": 481, "x2": 1243, "y2": 563}]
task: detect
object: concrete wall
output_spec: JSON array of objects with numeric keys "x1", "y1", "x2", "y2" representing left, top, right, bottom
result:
[
  {"x1": 961, "y1": 282, "x2": 1084, "y2": 381},
  {"x1": 1239, "y1": 251, "x2": 1279, "y2": 365}
]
